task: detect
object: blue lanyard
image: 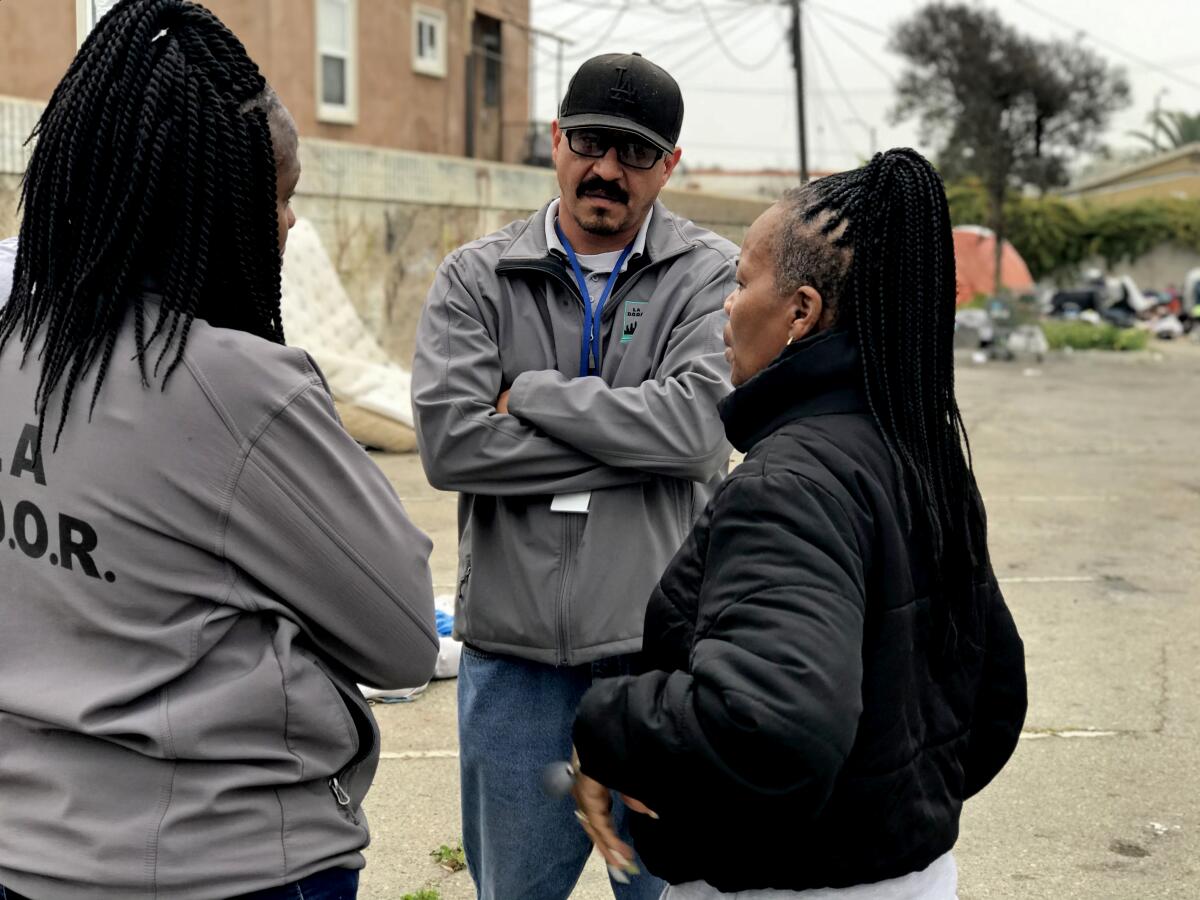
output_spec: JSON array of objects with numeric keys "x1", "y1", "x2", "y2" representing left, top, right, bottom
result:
[{"x1": 556, "y1": 222, "x2": 634, "y2": 377}]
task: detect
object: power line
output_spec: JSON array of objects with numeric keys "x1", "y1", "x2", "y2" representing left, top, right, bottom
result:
[
  {"x1": 535, "y1": 0, "x2": 760, "y2": 13},
  {"x1": 684, "y1": 84, "x2": 892, "y2": 97},
  {"x1": 643, "y1": 3, "x2": 763, "y2": 71},
  {"x1": 1012, "y1": 0, "x2": 1200, "y2": 92},
  {"x1": 806, "y1": 4, "x2": 896, "y2": 87},
  {"x1": 561, "y1": 4, "x2": 632, "y2": 60},
  {"x1": 665, "y1": 6, "x2": 778, "y2": 80},
  {"x1": 694, "y1": 0, "x2": 785, "y2": 71},
  {"x1": 651, "y1": 5, "x2": 762, "y2": 75},
  {"x1": 807, "y1": 2, "x2": 890, "y2": 39},
  {"x1": 533, "y1": 0, "x2": 634, "y2": 10},
  {"x1": 812, "y1": 79, "x2": 858, "y2": 163},
  {"x1": 643, "y1": 0, "x2": 775, "y2": 14},
  {"x1": 802, "y1": 22, "x2": 856, "y2": 170},
  {"x1": 804, "y1": 8, "x2": 868, "y2": 129},
  {"x1": 1161, "y1": 55, "x2": 1200, "y2": 69},
  {"x1": 541, "y1": 4, "x2": 617, "y2": 41},
  {"x1": 687, "y1": 139, "x2": 799, "y2": 152}
]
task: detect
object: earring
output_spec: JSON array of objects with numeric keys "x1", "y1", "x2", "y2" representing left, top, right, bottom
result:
[{"x1": 786, "y1": 336, "x2": 795, "y2": 346}]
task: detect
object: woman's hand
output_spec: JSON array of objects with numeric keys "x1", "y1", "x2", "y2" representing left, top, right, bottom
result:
[{"x1": 570, "y1": 752, "x2": 657, "y2": 882}]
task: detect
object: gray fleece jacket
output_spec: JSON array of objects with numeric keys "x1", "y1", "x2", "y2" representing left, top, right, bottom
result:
[
  {"x1": 412, "y1": 200, "x2": 737, "y2": 665},
  {"x1": 0, "y1": 289, "x2": 438, "y2": 898}
]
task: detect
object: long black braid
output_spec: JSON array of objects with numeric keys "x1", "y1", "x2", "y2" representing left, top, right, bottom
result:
[
  {"x1": 779, "y1": 149, "x2": 988, "y2": 649},
  {"x1": 0, "y1": 0, "x2": 288, "y2": 450}
]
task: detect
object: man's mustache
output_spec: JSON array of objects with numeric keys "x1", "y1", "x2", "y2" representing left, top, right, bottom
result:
[{"x1": 577, "y1": 178, "x2": 628, "y2": 204}]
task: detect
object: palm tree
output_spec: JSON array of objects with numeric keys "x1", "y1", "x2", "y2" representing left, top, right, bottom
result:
[{"x1": 1129, "y1": 109, "x2": 1200, "y2": 153}]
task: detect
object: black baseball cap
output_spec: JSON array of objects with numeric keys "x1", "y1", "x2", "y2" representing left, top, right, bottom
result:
[{"x1": 558, "y1": 52, "x2": 683, "y2": 154}]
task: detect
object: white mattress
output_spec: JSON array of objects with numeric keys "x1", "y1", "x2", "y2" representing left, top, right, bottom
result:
[{"x1": 280, "y1": 220, "x2": 416, "y2": 449}]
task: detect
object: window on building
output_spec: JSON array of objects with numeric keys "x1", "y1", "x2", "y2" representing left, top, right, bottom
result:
[
  {"x1": 317, "y1": 0, "x2": 357, "y2": 123},
  {"x1": 413, "y1": 6, "x2": 448, "y2": 79},
  {"x1": 478, "y1": 18, "x2": 502, "y2": 108},
  {"x1": 75, "y1": 0, "x2": 122, "y2": 45}
]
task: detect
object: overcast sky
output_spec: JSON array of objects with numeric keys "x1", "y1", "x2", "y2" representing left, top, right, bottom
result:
[{"x1": 527, "y1": 0, "x2": 1200, "y2": 174}]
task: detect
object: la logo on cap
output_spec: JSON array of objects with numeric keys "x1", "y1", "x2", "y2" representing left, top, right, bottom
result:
[{"x1": 609, "y1": 67, "x2": 638, "y2": 106}]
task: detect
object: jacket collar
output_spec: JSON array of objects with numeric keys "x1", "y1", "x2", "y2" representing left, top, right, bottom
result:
[
  {"x1": 719, "y1": 327, "x2": 868, "y2": 453},
  {"x1": 543, "y1": 198, "x2": 653, "y2": 271},
  {"x1": 497, "y1": 198, "x2": 694, "y2": 271}
]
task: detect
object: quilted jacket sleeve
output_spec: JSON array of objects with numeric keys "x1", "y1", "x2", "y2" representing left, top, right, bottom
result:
[
  {"x1": 963, "y1": 578, "x2": 1027, "y2": 797},
  {"x1": 574, "y1": 469, "x2": 868, "y2": 819}
]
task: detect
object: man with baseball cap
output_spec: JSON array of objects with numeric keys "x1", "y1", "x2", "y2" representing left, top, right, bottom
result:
[{"x1": 412, "y1": 52, "x2": 736, "y2": 899}]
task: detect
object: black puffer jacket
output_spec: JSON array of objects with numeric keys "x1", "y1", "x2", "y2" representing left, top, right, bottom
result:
[{"x1": 574, "y1": 328, "x2": 1027, "y2": 892}]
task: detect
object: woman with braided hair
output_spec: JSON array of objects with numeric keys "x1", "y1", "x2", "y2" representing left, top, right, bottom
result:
[
  {"x1": 0, "y1": 2, "x2": 437, "y2": 898},
  {"x1": 569, "y1": 149, "x2": 1027, "y2": 898}
]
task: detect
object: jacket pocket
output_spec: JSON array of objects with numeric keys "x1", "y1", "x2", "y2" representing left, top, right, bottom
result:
[
  {"x1": 312, "y1": 660, "x2": 378, "y2": 824},
  {"x1": 457, "y1": 555, "x2": 472, "y2": 608}
]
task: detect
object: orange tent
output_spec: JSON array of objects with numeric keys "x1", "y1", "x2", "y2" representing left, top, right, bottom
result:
[{"x1": 952, "y1": 225, "x2": 1034, "y2": 305}]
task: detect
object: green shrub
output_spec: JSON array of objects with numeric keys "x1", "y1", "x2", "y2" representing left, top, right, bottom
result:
[
  {"x1": 945, "y1": 180, "x2": 1200, "y2": 282},
  {"x1": 1040, "y1": 320, "x2": 1149, "y2": 351}
]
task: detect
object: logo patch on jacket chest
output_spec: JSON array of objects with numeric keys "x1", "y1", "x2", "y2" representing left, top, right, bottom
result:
[{"x1": 621, "y1": 300, "x2": 647, "y2": 343}]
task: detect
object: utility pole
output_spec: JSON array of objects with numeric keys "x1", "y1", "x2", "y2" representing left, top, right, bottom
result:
[
  {"x1": 556, "y1": 40, "x2": 565, "y2": 115},
  {"x1": 1152, "y1": 87, "x2": 1169, "y2": 150},
  {"x1": 790, "y1": 0, "x2": 808, "y2": 183}
]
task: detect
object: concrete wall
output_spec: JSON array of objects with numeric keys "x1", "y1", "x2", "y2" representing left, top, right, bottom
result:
[
  {"x1": 1081, "y1": 244, "x2": 1200, "y2": 294},
  {"x1": 0, "y1": 96, "x2": 767, "y2": 365},
  {"x1": 675, "y1": 171, "x2": 803, "y2": 202},
  {"x1": 291, "y1": 138, "x2": 766, "y2": 365},
  {"x1": 0, "y1": 97, "x2": 39, "y2": 237}
]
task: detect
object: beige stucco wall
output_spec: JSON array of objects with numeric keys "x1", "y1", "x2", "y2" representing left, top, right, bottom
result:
[{"x1": 0, "y1": 0, "x2": 76, "y2": 104}]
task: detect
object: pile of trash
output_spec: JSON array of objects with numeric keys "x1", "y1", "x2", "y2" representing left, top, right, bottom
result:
[
  {"x1": 956, "y1": 267, "x2": 1200, "y2": 359},
  {"x1": 1047, "y1": 269, "x2": 1197, "y2": 341},
  {"x1": 954, "y1": 296, "x2": 1048, "y2": 363}
]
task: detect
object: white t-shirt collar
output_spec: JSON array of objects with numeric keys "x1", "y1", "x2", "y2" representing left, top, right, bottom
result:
[{"x1": 545, "y1": 198, "x2": 652, "y2": 275}]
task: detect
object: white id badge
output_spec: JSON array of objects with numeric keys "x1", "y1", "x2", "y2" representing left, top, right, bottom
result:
[{"x1": 550, "y1": 491, "x2": 592, "y2": 514}]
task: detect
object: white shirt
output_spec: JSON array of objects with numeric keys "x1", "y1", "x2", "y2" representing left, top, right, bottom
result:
[
  {"x1": 545, "y1": 198, "x2": 653, "y2": 309},
  {"x1": 662, "y1": 852, "x2": 958, "y2": 900}
]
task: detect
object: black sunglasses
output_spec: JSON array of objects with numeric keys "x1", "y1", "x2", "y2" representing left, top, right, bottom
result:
[{"x1": 566, "y1": 129, "x2": 664, "y2": 170}]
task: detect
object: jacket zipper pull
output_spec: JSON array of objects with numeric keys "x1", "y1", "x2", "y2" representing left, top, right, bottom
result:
[{"x1": 329, "y1": 776, "x2": 351, "y2": 807}]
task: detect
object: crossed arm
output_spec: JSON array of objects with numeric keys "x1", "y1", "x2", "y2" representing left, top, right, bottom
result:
[{"x1": 411, "y1": 255, "x2": 736, "y2": 495}]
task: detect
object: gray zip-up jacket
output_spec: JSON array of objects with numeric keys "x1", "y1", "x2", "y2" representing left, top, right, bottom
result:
[
  {"x1": 412, "y1": 200, "x2": 737, "y2": 665},
  {"x1": 0, "y1": 298, "x2": 438, "y2": 898}
]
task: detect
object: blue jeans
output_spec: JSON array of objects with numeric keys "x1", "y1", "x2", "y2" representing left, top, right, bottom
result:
[
  {"x1": 458, "y1": 646, "x2": 665, "y2": 900},
  {"x1": 0, "y1": 868, "x2": 359, "y2": 900},
  {"x1": 230, "y1": 867, "x2": 359, "y2": 899}
]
